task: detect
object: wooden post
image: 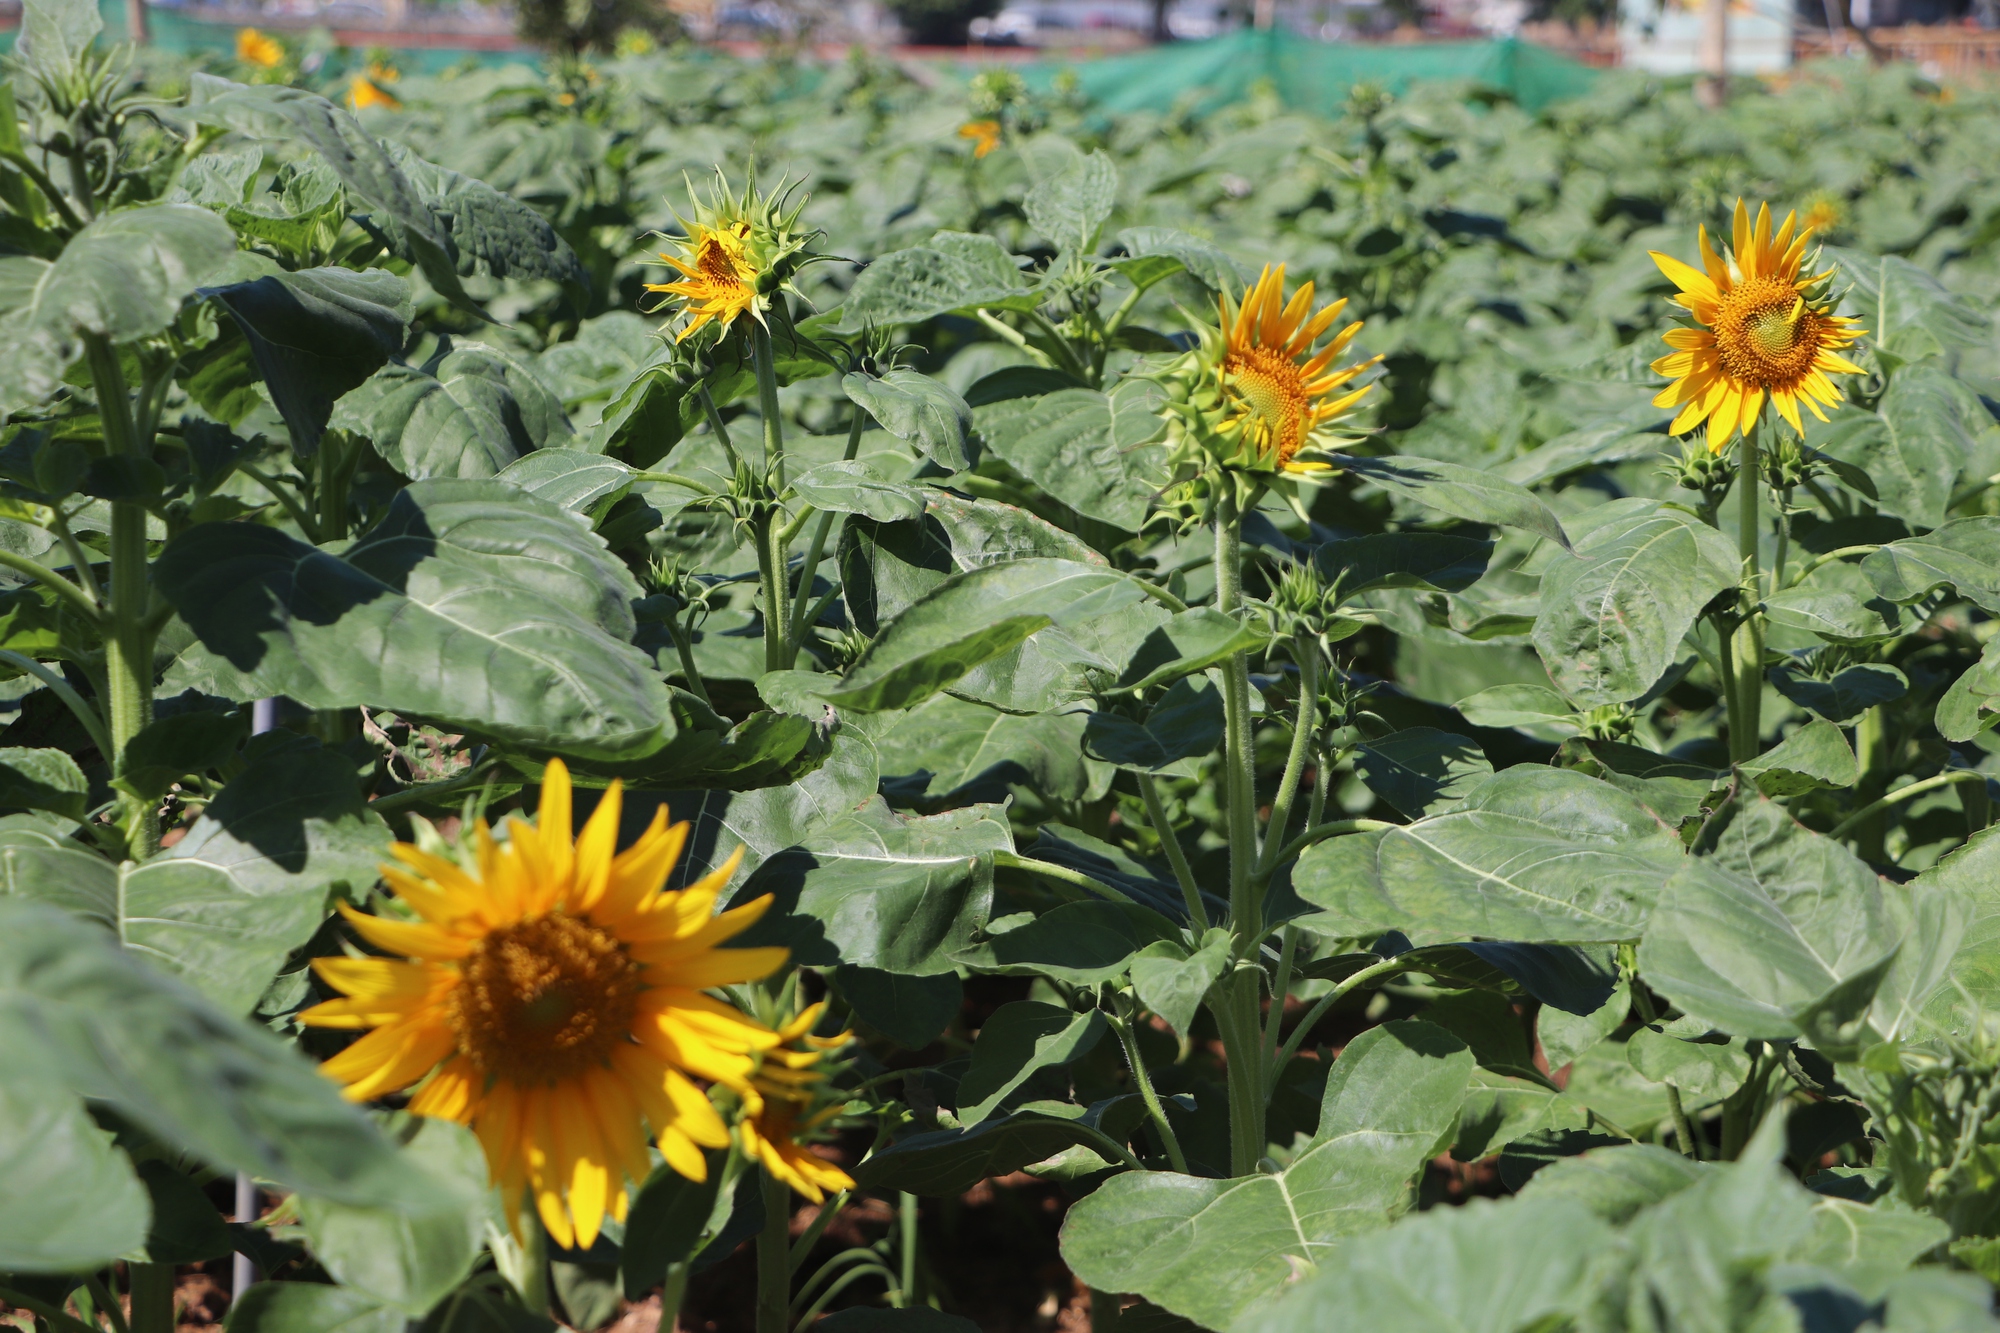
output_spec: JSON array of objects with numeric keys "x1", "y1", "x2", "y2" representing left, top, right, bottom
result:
[
  {"x1": 1697, "y1": 0, "x2": 1727, "y2": 105},
  {"x1": 125, "y1": 0, "x2": 149, "y2": 43}
]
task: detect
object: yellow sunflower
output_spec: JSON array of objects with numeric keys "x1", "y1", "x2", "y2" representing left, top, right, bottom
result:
[
  {"x1": 958, "y1": 119, "x2": 1002, "y2": 159},
  {"x1": 1202, "y1": 264, "x2": 1379, "y2": 474},
  {"x1": 235, "y1": 27, "x2": 284, "y2": 68},
  {"x1": 1649, "y1": 199, "x2": 1867, "y2": 449},
  {"x1": 300, "y1": 761, "x2": 787, "y2": 1250},
  {"x1": 738, "y1": 1001, "x2": 855, "y2": 1203},
  {"x1": 348, "y1": 74, "x2": 400, "y2": 111},
  {"x1": 648, "y1": 218, "x2": 761, "y2": 344}
]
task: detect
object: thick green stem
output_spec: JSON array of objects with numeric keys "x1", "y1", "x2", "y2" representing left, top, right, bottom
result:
[
  {"x1": 753, "y1": 323, "x2": 787, "y2": 487},
  {"x1": 660, "y1": 1263, "x2": 693, "y2": 1326},
  {"x1": 755, "y1": 509, "x2": 791, "y2": 673},
  {"x1": 1215, "y1": 501, "x2": 1258, "y2": 951},
  {"x1": 1256, "y1": 648, "x2": 1317, "y2": 879},
  {"x1": 898, "y1": 1191, "x2": 919, "y2": 1304},
  {"x1": 1664, "y1": 1082, "x2": 1700, "y2": 1159},
  {"x1": 1210, "y1": 963, "x2": 1266, "y2": 1177},
  {"x1": 516, "y1": 1203, "x2": 550, "y2": 1316},
  {"x1": 667, "y1": 620, "x2": 714, "y2": 706},
  {"x1": 86, "y1": 334, "x2": 157, "y2": 856},
  {"x1": 1108, "y1": 1007, "x2": 1189, "y2": 1172},
  {"x1": 1137, "y1": 772, "x2": 1207, "y2": 929},
  {"x1": 1260, "y1": 923, "x2": 1298, "y2": 1075},
  {"x1": 1731, "y1": 419, "x2": 1764, "y2": 764},
  {"x1": 1713, "y1": 612, "x2": 1744, "y2": 764},
  {"x1": 1771, "y1": 486, "x2": 1792, "y2": 597},
  {"x1": 785, "y1": 408, "x2": 864, "y2": 657},
  {"x1": 757, "y1": 1168, "x2": 792, "y2": 1333},
  {"x1": 1850, "y1": 703, "x2": 1891, "y2": 860},
  {"x1": 126, "y1": 1263, "x2": 174, "y2": 1333}
]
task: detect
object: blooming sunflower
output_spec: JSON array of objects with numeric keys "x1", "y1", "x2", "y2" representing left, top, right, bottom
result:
[
  {"x1": 643, "y1": 174, "x2": 818, "y2": 345},
  {"x1": 958, "y1": 119, "x2": 1002, "y2": 159},
  {"x1": 348, "y1": 74, "x2": 400, "y2": 111},
  {"x1": 738, "y1": 1002, "x2": 855, "y2": 1203},
  {"x1": 235, "y1": 27, "x2": 283, "y2": 68},
  {"x1": 1649, "y1": 199, "x2": 1866, "y2": 449},
  {"x1": 1164, "y1": 264, "x2": 1379, "y2": 476},
  {"x1": 300, "y1": 761, "x2": 788, "y2": 1250}
]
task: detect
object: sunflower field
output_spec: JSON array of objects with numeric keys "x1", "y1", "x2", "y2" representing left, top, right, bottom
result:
[{"x1": 8, "y1": 1, "x2": 2000, "y2": 1328}]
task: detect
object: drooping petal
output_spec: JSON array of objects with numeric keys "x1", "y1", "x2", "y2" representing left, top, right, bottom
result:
[{"x1": 335, "y1": 902, "x2": 473, "y2": 961}]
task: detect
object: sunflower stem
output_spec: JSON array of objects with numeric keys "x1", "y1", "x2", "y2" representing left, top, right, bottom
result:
[
  {"x1": 897, "y1": 1190, "x2": 919, "y2": 1305},
  {"x1": 516, "y1": 1203, "x2": 551, "y2": 1317},
  {"x1": 1731, "y1": 416, "x2": 1763, "y2": 764},
  {"x1": 1216, "y1": 496, "x2": 1259, "y2": 950},
  {"x1": 1108, "y1": 1002, "x2": 1189, "y2": 1173},
  {"x1": 1255, "y1": 645, "x2": 1317, "y2": 880},
  {"x1": 784, "y1": 406, "x2": 864, "y2": 660},
  {"x1": 752, "y1": 325, "x2": 792, "y2": 672},
  {"x1": 757, "y1": 1167, "x2": 793, "y2": 1333},
  {"x1": 126, "y1": 1262, "x2": 174, "y2": 1333}
]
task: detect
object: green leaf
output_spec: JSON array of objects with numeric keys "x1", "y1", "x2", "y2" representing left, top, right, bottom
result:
[
  {"x1": 17, "y1": 0, "x2": 102, "y2": 77},
  {"x1": 156, "y1": 480, "x2": 675, "y2": 761},
  {"x1": 1237, "y1": 1196, "x2": 1612, "y2": 1333},
  {"x1": 1625, "y1": 1016, "x2": 1752, "y2": 1109},
  {"x1": 1768, "y1": 662, "x2": 1908, "y2": 723},
  {"x1": 1828, "y1": 247, "x2": 1993, "y2": 362},
  {"x1": 1799, "y1": 1198, "x2": 1949, "y2": 1301},
  {"x1": 1637, "y1": 796, "x2": 1909, "y2": 1042},
  {"x1": 1058, "y1": 1021, "x2": 1473, "y2": 1331},
  {"x1": 1532, "y1": 499, "x2": 1738, "y2": 707},
  {"x1": 972, "y1": 381, "x2": 1171, "y2": 531},
  {"x1": 1556, "y1": 738, "x2": 1724, "y2": 825},
  {"x1": 954, "y1": 900, "x2": 1179, "y2": 986},
  {"x1": 1025, "y1": 148, "x2": 1118, "y2": 252},
  {"x1": 1116, "y1": 608, "x2": 1270, "y2": 692},
  {"x1": 1763, "y1": 559, "x2": 1904, "y2": 646},
  {"x1": 856, "y1": 1098, "x2": 1142, "y2": 1197},
  {"x1": 1814, "y1": 365, "x2": 2000, "y2": 529},
  {"x1": 1515, "y1": 1142, "x2": 1705, "y2": 1223},
  {"x1": 956, "y1": 1000, "x2": 1109, "y2": 1125},
  {"x1": 843, "y1": 369, "x2": 972, "y2": 471},
  {"x1": 0, "y1": 1074, "x2": 148, "y2": 1272},
  {"x1": 1352, "y1": 727, "x2": 1492, "y2": 819},
  {"x1": 875, "y1": 693, "x2": 1091, "y2": 806},
  {"x1": 1131, "y1": 931, "x2": 1232, "y2": 1038},
  {"x1": 224, "y1": 1284, "x2": 403, "y2": 1333},
  {"x1": 1454, "y1": 683, "x2": 1579, "y2": 734},
  {"x1": 1315, "y1": 533, "x2": 1494, "y2": 598},
  {"x1": 0, "y1": 746, "x2": 86, "y2": 820},
  {"x1": 621, "y1": 1153, "x2": 724, "y2": 1300},
  {"x1": 839, "y1": 231, "x2": 1029, "y2": 328},
  {"x1": 1938, "y1": 638, "x2": 2000, "y2": 743},
  {"x1": 137, "y1": 1159, "x2": 232, "y2": 1263},
  {"x1": 1293, "y1": 767, "x2": 1683, "y2": 943},
  {"x1": 2, "y1": 205, "x2": 236, "y2": 410},
  {"x1": 1907, "y1": 826, "x2": 2000, "y2": 1035},
  {"x1": 494, "y1": 449, "x2": 635, "y2": 513},
  {"x1": 1864, "y1": 517, "x2": 2000, "y2": 614},
  {"x1": 1738, "y1": 716, "x2": 1859, "y2": 796},
  {"x1": 725, "y1": 797, "x2": 1010, "y2": 975},
  {"x1": 333, "y1": 344, "x2": 574, "y2": 479},
  {"x1": 1115, "y1": 226, "x2": 1241, "y2": 291},
  {"x1": 827, "y1": 558, "x2": 1163, "y2": 714},
  {"x1": 117, "y1": 709, "x2": 251, "y2": 803},
  {"x1": 833, "y1": 966, "x2": 962, "y2": 1049},
  {"x1": 371, "y1": 139, "x2": 589, "y2": 293},
  {"x1": 1338, "y1": 455, "x2": 1571, "y2": 551},
  {"x1": 0, "y1": 899, "x2": 422, "y2": 1210},
  {"x1": 298, "y1": 1118, "x2": 488, "y2": 1315},
  {"x1": 790, "y1": 458, "x2": 928, "y2": 522},
  {"x1": 200, "y1": 263, "x2": 410, "y2": 456},
  {"x1": 1083, "y1": 675, "x2": 1225, "y2": 773}
]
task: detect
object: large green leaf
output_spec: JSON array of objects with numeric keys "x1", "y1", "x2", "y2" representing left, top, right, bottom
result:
[
  {"x1": 1532, "y1": 498, "x2": 1738, "y2": 707},
  {"x1": 15, "y1": 0, "x2": 102, "y2": 78},
  {"x1": 972, "y1": 380, "x2": 1171, "y2": 531},
  {"x1": 1338, "y1": 455, "x2": 1571, "y2": 551},
  {"x1": 1293, "y1": 767, "x2": 1684, "y2": 943},
  {"x1": 0, "y1": 899, "x2": 421, "y2": 1209},
  {"x1": 1814, "y1": 364, "x2": 2000, "y2": 529},
  {"x1": 843, "y1": 369, "x2": 972, "y2": 471},
  {"x1": 298, "y1": 1118, "x2": 488, "y2": 1316},
  {"x1": 1828, "y1": 247, "x2": 1993, "y2": 362},
  {"x1": 1238, "y1": 1196, "x2": 1612, "y2": 1333},
  {"x1": 1908, "y1": 826, "x2": 2000, "y2": 1035},
  {"x1": 856, "y1": 1097, "x2": 1149, "y2": 1197},
  {"x1": 1637, "y1": 796, "x2": 1956, "y2": 1046},
  {"x1": 1084, "y1": 675, "x2": 1226, "y2": 773},
  {"x1": 839, "y1": 231, "x2": 1030, "y2": 327},
  {"x1": 0, "y1": 1073, "x2": 149, "y2": 1271},
  {"x1": 156, "y1": 480, "x2": 675, "y2": 760},
  {"x1": 1058, "y1": 1021, "x2": 1474, "y2": 1331},
  {"x1": 1864, "y1": 517, "x2": 2000, "y2": 614},
  {"x1": 876, "y1": 693, "x2": 1091, "y2": 805},
  {"x1": 790, "y1": 458, "x2": 929, "y2": 522},
  {"x1": 826, "y1": 558, "x2": 1166, "y2": 714},
  {"x1": 333, "y1": 343, "x2": 574, "y2": 479},
  {"x1": 200, "y1": 261, "x2": 411, "y2": 455},
  {"x1": 0, "y1": 746, "x2": 87, "y2": 820},
  {"x1": 952, "y1": 899, "x2": 1179, "y2": 986},
  {"x1": 1352, "y1": 727, "x2": 1492, "y2": 819},
  {"x1": 725, "y1": 797, "x2": 1010, "y2": 975},
  {"x1": 224, "y1": 1284, "x2": 404, "y2": 1333},
  {"x1": 1025, "y1": 148, "x2": 1118, "y2": 251},
  {"x1": 955, "y1": 1000, "x2": 1108, "y2": 1125},
  {"x1": 2, "y1": 205, "x2": 235, "y2": 409},
  {"x1": 1315, "y1": 533, "x2": 1494, "y2": 598},
  {"x1": 494, "y1": 448, "x2": 635, "y2": 512}
]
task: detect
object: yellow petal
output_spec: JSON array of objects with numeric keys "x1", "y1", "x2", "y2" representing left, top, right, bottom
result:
[
  {"x1": 1662, "y1": 327, "x2": 1715, "y2": 351},
  {"x1": 1650, "y1": 251, "x2": 1719, "y2": 304},
  {"x1": 571, "y1": 779, "x2": 624, "y2": 914},
  {"x1": 408, "y1": 1055, "x2": 482, "y2": 1123},
  {"x1": 336, "y1": 902, "x2": 472, "y2": 961}
]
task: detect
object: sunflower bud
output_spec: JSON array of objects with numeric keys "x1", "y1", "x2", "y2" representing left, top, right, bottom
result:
[
  {"x1": 644, "y1": 171, "x2": 821, "y2": 345},
  {"x1": 1157, "y1": 265, "x2": 1379, "y2": 481}
]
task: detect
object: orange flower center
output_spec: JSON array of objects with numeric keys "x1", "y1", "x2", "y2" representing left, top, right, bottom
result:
[
  {"x1": 1223, "y1": 346, "x2": 1311, "y2": 464},
  {"x1": 1712, "y1": 275, "x2": 1829, "y2": 389},
  {"x1": 448, "y1": 913, "x2": 642, "y2": 1084},
  {"x1": 695, "y1": 228, "x2": 753, "y2": 291}
]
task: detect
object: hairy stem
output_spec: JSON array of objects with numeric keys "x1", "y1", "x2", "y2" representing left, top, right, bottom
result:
[
  {"x1": 1108, "y1": 1006, "x2": 1189, "y2": 1172},
  {"x1": 757, "y1": 1168, "x2": 791, "y2": 1333},
  {"x1": 1731, "y1": 419, "x2": 1763, "y2": 764},
  {"x1": 1215, "y1": 499, "x2": 1258, "y2": 951},
  {"x1": 1210, "y1": 963, "x2": 1267, "y2": 1177},
  {"x1": 994, "y1": 850, "x2": 1137, "y2": 905},
  {"x1": 1269, "y1": 956, "x2": 1405, "y2": 1085},
  {"x1": 1257, "y1": 647, "x2": 1318, "y2": 879},
  {"x1": 1137, "y1": 772, "x2": 1207, "y2": 929}
]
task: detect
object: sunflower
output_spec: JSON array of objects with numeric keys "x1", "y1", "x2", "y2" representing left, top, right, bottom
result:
[
  {"x1": 643, "y1": 174, "x2": 818, "y2": 345},
  {"x1": 235, "y1": 27, "x2": 283, "y2": 68},
  {"x1": 300, "y1": 761, "x2": 788, "y2": 1250},
  {"x1": 1165, "y1": 264, "x2": 1378, "y2": 476},
  {"x1": 958, "y1": 119, "x2": 1002, "y2": 159},
  {"x1": 738, "y1": 1002, "x2": 855, "y2": 1203},
  {"x1": 1649, "y1": 199, "x2": 1866, "y2": 449},
  {"x1": 348, "y1": 74, "x2": 400, "y2": 111}
]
